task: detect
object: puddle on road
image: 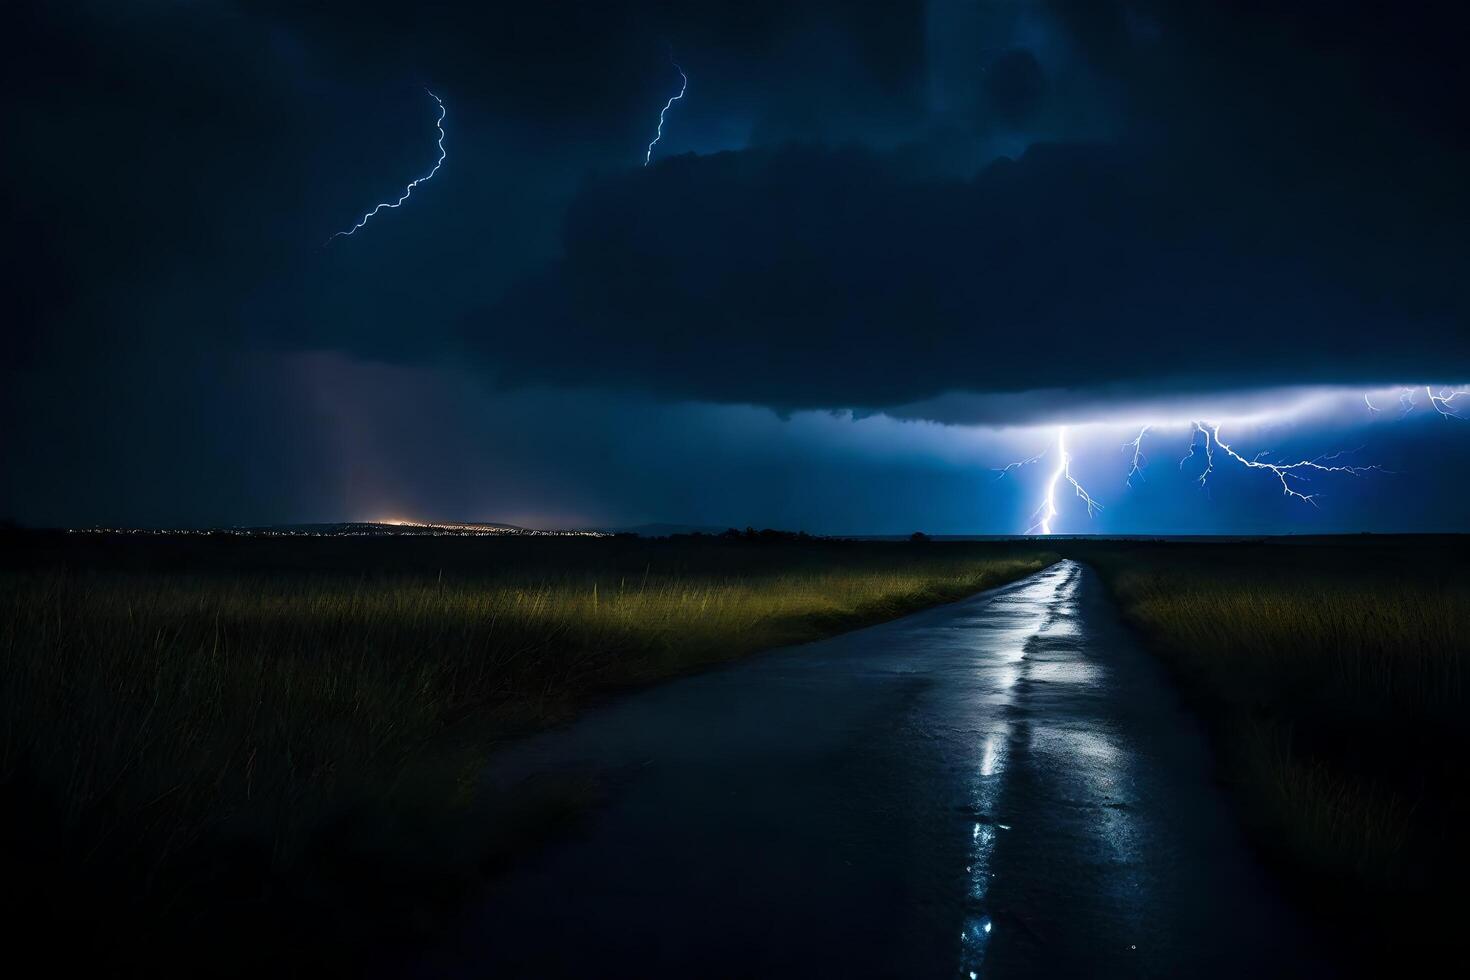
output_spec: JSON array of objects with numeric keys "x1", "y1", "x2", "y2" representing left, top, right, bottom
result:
[{"x1": 957, "y1": 561, "x2": 1083, "y2": 978}]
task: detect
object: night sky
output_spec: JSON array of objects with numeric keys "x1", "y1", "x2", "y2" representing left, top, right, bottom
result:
[{"x1": 5, "y1": 1, "x2": 1468, "y2": 534}]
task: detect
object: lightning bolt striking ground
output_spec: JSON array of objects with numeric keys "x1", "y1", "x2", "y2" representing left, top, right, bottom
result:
[
  {"x1": 328, "y1": 88, "x2": 446, "y2": 244},
  {"x1": 644, "y1": 62, "x2": 687, "y2": 166},
  {"x1": 997, "y1": 428, "x2": 1102, "y2": 535}
]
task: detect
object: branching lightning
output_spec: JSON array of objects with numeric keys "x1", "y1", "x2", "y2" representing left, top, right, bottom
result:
[
  {"x1": 644, "y1": 61, "x2": 687, "y2": 166},
  {"x1": 1123, "y1": 425, "x2": 1150, "y2": 487},
  {"x1": 992, "y1": 382, "x2": 1470, "y2": 533},
  {"x1": 992, "y1": 449, "x2": 1046, "y2": 480},
  {"x1": 328, "y1": 88, "x2": 446, "y2": 244},
  {"x1": 1175, "y1": 423, "x2": 1382, "y2": 505},
  {"x1": 1370, "y1": 385, "x2": 1470, "y2": 419},
  {"x1": 1424, "y1": 385, "x2": 1470, "y2": 419}
]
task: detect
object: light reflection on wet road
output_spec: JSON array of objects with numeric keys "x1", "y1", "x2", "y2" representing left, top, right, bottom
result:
[{"x1": 418, "y1": 560, "x2": 1333, "y2": 978}]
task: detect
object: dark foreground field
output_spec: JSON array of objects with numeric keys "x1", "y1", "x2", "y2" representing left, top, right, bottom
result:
[
  {"x1": 0, "y1": 530, "x2": 1051, "y2": 975},
  {"x1": 2, "y1": 531, "x2": 1464, "y2": 975}
]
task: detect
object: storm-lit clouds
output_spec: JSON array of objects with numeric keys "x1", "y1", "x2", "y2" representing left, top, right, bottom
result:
[
  {"x1": 4, "y1": 337, "x2": 1465, "y2": 532},
  {"x1": 298, "y1": 370, "x2": 1470, "y2": 536},
  {"x1": 3, "y1": 1, "x2": 1468, "y2": 530}
]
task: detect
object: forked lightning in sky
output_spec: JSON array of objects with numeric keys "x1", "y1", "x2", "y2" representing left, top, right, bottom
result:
[
  {"x1": 644, "y1": 61, "x2": 687, "y2": 166},
  {"x1": 328, "y1": 88, "x2": 446, "y2": 244},
  {"x1": 1176, "y1": 423, "x2": 1382, "y2": 504},
  {"x1": 996, "y1": 384, "x2": 1469, "y2": 534},
  {"x1": 1375, "y1": 385, "x2": 1469, "y2": 419},
  {"x1": 1027, "y1": 428, "x2": 1102, "y2": 535}
]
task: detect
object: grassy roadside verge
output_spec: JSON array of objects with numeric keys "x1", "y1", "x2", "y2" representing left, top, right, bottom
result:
[
  {"x1": 0, "y1": 531, "x2": 1053, "y2": 974},
  {"x1": 1065, "y1": 537, "x2": 1468, "y2": 971}
]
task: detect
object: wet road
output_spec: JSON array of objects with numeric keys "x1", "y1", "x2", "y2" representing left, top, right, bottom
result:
[{"x1": 421, "y1": 560, "x2": 1333, "y2": 978}]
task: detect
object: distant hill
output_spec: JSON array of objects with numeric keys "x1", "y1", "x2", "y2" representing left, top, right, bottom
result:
[
  {"x1": 254, "y1": 521, "x2": 527, "y2": 535},
  {"x1": 242, "y1": 521, "x2": 609, "y2": 537},
  {"x1": 611, "y1": 523, "x2": 733, "y2": 537}
]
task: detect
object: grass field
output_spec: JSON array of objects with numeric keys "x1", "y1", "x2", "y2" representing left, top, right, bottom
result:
[
  {"x1": 6, "y1": 531, "x2": 1464, "y2": 972},
  {"x1": 0, "y1": 530, "x2": 1052, "y2": 972},
  {"x1": 1067, "y1": 536, "x2": 1468, "y2": 968}
]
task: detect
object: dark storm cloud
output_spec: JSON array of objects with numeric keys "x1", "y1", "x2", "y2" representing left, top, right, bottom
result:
[
  {"x1": 451, "y1": 1, "x2": 1470, "y2": 417},
  {"x1": 8, "y1": 1, "x2": 1466, "y2": 397},
  {"x1": 982, "y1": 49, "x2": 1048, "y2": 127},
  {"x1": 476, "y1": 133, "x2": 1467, "y2": 414},
  {"x1": 2, "y1": 0, "x2": 927, "y2": 365}
]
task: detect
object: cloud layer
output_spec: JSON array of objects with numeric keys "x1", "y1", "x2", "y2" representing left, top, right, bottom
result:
[{"x1": 478, "y1": 137, "x2": 1467, "y2": 416}]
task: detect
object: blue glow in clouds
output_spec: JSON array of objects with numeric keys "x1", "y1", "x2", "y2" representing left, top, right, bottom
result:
[
  {"x1": 328, "y1": 88, "x2": 446, "y2": 244},
  {"x1": 996, "y1": 384, "x2": 1469, "y2": 534},
  {"x1": 644, "y1": 61, "x2": 687, "y2": 166}
]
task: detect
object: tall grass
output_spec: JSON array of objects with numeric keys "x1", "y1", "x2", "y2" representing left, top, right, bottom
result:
[
  {"x1": 1071, "y1": 538, "x2": 1469, "y2": 966},
  {"x1": 0, "y1": 535, "x2": 1051, "y2": 969},
  {"x1": 1109, "y1": 570, "x2": 1465, "y2": 720}
]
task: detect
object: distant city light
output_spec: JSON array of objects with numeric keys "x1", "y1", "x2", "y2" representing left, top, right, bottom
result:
[{"x1": 70, "y1": 520, "x2": 609, "y2": 539}]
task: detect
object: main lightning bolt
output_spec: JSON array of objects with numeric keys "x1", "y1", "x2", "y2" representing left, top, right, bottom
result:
[
  {"x1": 328, "y1": 88, "x2": 446, "y2": 244},
  {"x1": 998, "y1": 427, "x2": 1102, "y2": 535},
  {"x1": 644, "y1": 62, "x2": 687, "y2": 166}
]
